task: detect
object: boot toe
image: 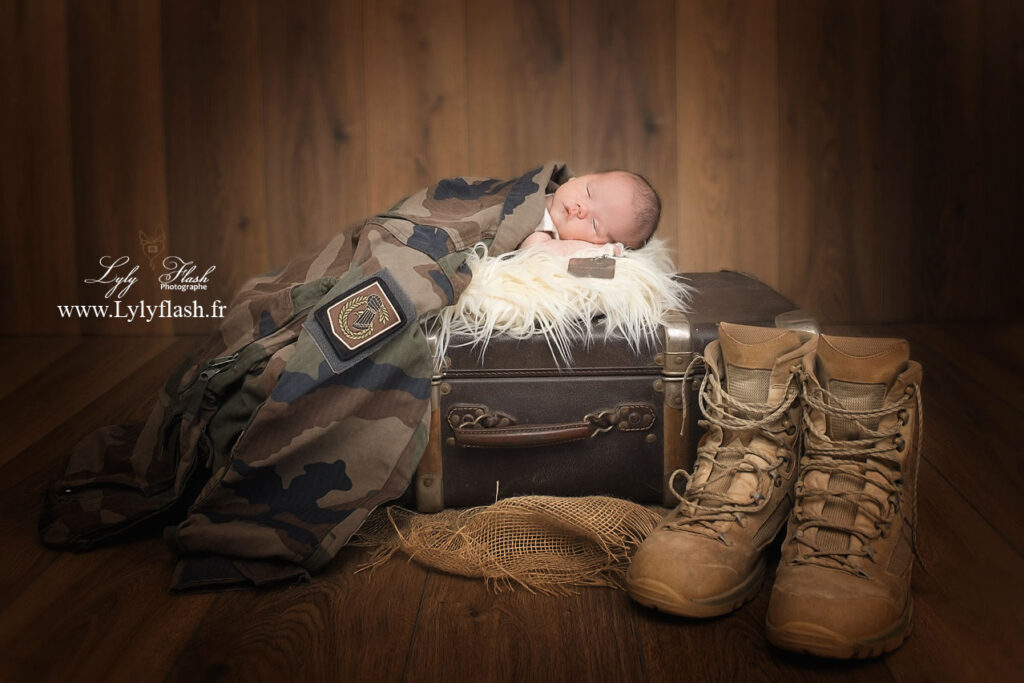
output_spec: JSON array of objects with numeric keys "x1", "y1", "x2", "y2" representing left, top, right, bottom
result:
[
  {"x1": 627, "y1": 531, "x2": 765, "y2": 618},
  {"x1": 766, "y1": 567, "x2": 913, "y2": 658}
]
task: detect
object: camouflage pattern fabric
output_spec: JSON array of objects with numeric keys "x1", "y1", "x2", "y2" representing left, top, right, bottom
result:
[{"x1": 39, "y1": 162, "x2": 573, "y2": 592}]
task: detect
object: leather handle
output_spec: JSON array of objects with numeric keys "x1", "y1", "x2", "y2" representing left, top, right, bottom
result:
[
  {"x1": 454, "y1": 421, "x2": 595, "y2": 448},
  {"x1": 450, "y1": 403, "x2": 656, "y2": 449}
]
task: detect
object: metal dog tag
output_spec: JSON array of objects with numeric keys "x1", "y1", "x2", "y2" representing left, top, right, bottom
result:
[{"x1": 567, "y1": 256, "x2": 617, "y2": 279}]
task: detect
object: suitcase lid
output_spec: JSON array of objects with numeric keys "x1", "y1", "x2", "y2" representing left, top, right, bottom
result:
[{"x1": 437, "y1": 270, "x2": 815, "y2": 378}]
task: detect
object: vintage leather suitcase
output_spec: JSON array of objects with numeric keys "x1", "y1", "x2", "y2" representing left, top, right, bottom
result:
[{"x1": 409, "y1": 270, "x2": 817, "y2": 512}]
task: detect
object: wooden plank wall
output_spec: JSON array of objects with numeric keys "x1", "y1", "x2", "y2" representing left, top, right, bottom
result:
[{"x1": 1, "y1": 0, "x2": 1021, "y2": 335}]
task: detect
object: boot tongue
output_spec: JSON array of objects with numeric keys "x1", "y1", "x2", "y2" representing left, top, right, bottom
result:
[
  {"x1": 812, "y1": 334, "x2": 910, "y2": 561},
  {"x1": 699, "y1": 323, "x2": 805, "y2": 508},
  {"x1": 718, "y1": 322, "x2": 804, "y2": 403},
  {"x1": 816, "y1": 335, "x2": 910, "y2": 439}
]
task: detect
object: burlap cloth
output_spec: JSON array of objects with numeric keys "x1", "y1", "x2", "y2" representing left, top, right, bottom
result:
[{"x1": 350, "y1": 496, "x2": 669, "y2": 595}]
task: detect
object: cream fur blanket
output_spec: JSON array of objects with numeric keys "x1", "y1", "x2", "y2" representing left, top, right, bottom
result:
[{"x1": 427, "y1": 238, "x2": 692, "y2": 364}]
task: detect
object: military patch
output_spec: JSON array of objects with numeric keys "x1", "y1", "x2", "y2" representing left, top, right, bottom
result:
[{"x1": 313, "y1": 277, "x2": 406, "y2": 360}]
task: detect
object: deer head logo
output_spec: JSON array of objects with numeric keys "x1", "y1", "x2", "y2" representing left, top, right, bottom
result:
[{"x1": 138, "y1": 230, "x2": 166, "y2": 272}]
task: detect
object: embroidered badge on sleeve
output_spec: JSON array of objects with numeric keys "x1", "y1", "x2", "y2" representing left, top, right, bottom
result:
[{"x1": 313, "y1": 277, "x2": 406, "y2": 361}]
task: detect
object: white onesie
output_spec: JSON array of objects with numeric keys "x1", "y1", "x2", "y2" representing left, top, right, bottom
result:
[{"x1": 534, "y1": 208, "x2": 559, "y2": 238}]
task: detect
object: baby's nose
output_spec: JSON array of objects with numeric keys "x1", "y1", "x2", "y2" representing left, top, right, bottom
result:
[{"x1": 575, "y1": 203, "x2": 588, "y2": 219}]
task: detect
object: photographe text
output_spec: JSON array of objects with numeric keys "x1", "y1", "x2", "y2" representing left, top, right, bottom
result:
[{"x1": 61, "y1": 254, "x2": 225, "y2": 322}]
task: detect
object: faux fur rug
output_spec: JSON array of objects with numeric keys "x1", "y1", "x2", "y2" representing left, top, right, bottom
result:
[{"x1": 427, "y1": 238, "x2": 692, "y2": 364}]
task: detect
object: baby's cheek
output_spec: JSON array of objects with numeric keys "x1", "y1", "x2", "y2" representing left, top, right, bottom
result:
[{"x1": 559, "y1": 220, "x2": 588, "y2": 242}]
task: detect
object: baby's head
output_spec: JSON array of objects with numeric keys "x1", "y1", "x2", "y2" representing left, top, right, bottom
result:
[{"x1": 546, "y1": 170, "x2": 661, "y2": 249}]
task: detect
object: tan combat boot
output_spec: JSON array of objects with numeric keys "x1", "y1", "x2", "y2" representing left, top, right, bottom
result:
[
  {"x1": 627, "y1": 322, "x2": 816, "y2": 617},
  {"x1": 766, "y1": 333, "x2": 923, "y2": 658}
]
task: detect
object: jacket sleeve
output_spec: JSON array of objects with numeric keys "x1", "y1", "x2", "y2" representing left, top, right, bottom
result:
[{"x1": 164, "y1": 224, "x2": 448, "y2": 591}]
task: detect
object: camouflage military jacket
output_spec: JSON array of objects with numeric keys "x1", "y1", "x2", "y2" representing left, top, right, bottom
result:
[{"x1": 40, "y1": 162, "x2": 573, "y2": 592}]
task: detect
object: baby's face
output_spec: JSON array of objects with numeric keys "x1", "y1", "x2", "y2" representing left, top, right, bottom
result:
[{"x1": 547, "y1": 172, "x2": 638, "y2": 246}]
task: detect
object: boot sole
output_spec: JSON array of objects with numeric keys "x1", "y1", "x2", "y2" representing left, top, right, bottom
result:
[
  {"x1": 765, "y1": 598, "x2": 913, "y2": 659},
  {"x1": 626, "y1": 557, "x2": 766, "y2": 618}
]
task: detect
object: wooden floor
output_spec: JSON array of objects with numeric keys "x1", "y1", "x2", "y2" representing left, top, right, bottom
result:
[{"x1": 0, "y1": 324, "x2": 1021, "y2": 682}]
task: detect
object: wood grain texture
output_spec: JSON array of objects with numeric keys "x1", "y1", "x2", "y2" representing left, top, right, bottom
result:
[
  {"x1": 260, "y1": 0, "x2": 369, "y2": 262},
  {"x1": 67, "y1": 0, "x2": 173, "y2": 335},
  {"x1": 162, "y1": 0, "x2": 269, "y2": 334},
  {"x1": 0, "y1": 323, "x2": 1022, "y2": 679},
  {"x1": 980, "y1": 0, "x2": 1024, "y2": 320},
  {"x1": 909, "y1": 0, "x2": 984, "y2": 322},
  {"x1": 405, "y1": 572, "x2": 645, "y2": 681},
  {"x1": 0, "y1": 336, "x2": 80, "y2": 399},
  {"x1": 571, "y1": 0, "x2": 678, "y2": 253},
  {"x1": 890, "y1": 324, "x2": 1023, "y2": 551},
  {"x1": 779, "y1": 0, "x2": 884, "y2": 324},
  {"x1": 165, "y1": 549, "x2": 427, "y2": 683},
  {"x1": 676, "y1": 0, "x2": 780, "y2": 288},
  {"x1": 0, "y1": 336, "x2": 178, "y2": 467},
  {"x1": 0, "y1": 344, "x2": 216, "y2": 683},
  {"x1": 0, "y1": 0, "x2": 78, "y2": 335},
  {"x1": 5, "y1": 2, "x2": 1024, "y2": 328},
  {"x1": 465, "y1": 0, "x2": 572, "y2": 178},
  {"x1": 0, "y1": 338, "x2": 206, "y2": 636},
  {"x1": 882, "y1": 460, "x2": 1024, "y2": 681},
  {"x1": 0, "y1": 536, "x2": 213, "y2": 683},
  {"x1": 364, "y1": 0, "x2": 469, "y2": 210},
  {"x1": 875, "y1": 0, "x2": 916, "y2": 322}
]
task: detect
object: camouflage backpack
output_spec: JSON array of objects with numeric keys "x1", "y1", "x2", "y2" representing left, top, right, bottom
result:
[{"x1": 40, "y1": 162, "x2": 572, "y2": 591}]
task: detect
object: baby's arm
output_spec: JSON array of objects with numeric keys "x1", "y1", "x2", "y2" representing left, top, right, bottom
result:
[
  {"x1": 519, "y1": 232, "x2": 623, "y2": 257},
  {"x1": 519, "y1": 231, "x2": 554, "y2": 249}
]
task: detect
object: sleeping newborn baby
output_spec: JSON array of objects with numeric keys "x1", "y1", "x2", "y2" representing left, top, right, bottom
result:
[{"x1": 519, "y1": 170, "x2": 661, "y2": 256}]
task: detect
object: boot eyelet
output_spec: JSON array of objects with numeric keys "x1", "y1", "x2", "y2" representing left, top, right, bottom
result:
[
  {"x1": 773, "y1": 474, "x2": 783, "y2": 487},
  {"x1": 786, "y1": 425, "x2": 796, "y2": 436},
  {"x1": 904, "y1": 386, "x2": 916, "y2": 397},
  {"x1": 894, "y1": 437, "x2": 906, "y2": 452},
  {"x1": 897, "y1": 409, "x2": 909, "y2": 425}
]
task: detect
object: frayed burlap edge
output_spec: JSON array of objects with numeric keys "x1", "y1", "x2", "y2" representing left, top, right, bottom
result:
[{"x1": 350, "y1": 496, "x2": 670, "y2": 596}]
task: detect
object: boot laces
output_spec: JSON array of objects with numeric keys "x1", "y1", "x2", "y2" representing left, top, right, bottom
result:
[
  {"x1": 664, "y1": 355, "x2": 800, "y2": 543},
  {"x1": 790, "y1": 371, "x2": 923, "y2": 576}
]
